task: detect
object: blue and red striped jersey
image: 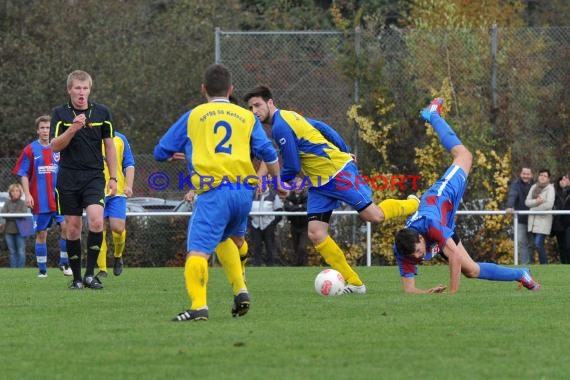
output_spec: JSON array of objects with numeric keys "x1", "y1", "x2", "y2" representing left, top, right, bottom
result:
[{"x1": 13, "y1": 140, "x2": 59, "y2": 214}]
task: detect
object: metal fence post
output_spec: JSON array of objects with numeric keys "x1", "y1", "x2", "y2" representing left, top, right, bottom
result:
[
  {"x1": 215, "y1": 27, "x2": 221, "y2": 64},
  {"x1": 366, "y1": 221, "x2": 372, "y2": 266},
  {"x1": 513, "y1": 212, "x2": 519, "y2": 265}
]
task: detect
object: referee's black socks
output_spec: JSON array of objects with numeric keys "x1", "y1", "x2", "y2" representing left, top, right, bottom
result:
[
  {"x1": 66, "y1": 239, "x2": 82, "y2": 282},
  {"x1": 85, "y1": 231, "x2": 103, "y2": 277}
]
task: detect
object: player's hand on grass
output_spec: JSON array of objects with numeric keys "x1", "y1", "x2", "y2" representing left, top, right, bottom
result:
[{"x1": 427, "y1": 284, "x2": 447, "y2": 293}]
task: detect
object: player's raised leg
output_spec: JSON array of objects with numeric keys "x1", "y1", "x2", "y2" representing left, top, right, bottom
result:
[{"x1": 421, "y1": 97, "x2": 472, "y2": 175}]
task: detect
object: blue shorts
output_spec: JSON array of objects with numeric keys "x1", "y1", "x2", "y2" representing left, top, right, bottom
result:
[
  {"x1": 33, "y1": 212, "x2": 65, "y2": 232},
  {"x1": 308, "y1": 161, "x2": 373, "y2": 214},
  {"x1": 418, "y1": 164, "x2": 468, "y2": 230},
  {"x1": 104, "y1": 196, "x2": 127, "y2": 219},
  {"x1": 187, "y1": 187, "x2": 254, "y2": 254}
]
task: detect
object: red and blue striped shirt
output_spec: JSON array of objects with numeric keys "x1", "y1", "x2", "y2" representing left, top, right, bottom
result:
[{"x1": 13, "y1": 140, "x2": 59, "y2": 214}]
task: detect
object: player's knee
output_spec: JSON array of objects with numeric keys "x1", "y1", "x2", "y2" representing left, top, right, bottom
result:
[
  {"x1": 88, "y1": 219, "x2": 104, "y2": 232},
  {"x1": 307, "y1": 228, "x2": 325, "y2": 244},
  {"x1": 462, "y1": 268, "x2": 478, "y2": 278},
  {"x1": 357, "y1": 203, "x2": 383, "y2": 224},
  {"x1": 462, "y1": 148, "x2": 473, "y2": 167},
  {"x1": 111, "y1": 226, "x2": 125, "y2": 234},
  {"x1": 66, "y1": 227, "x2": 81, "y2": 240},
  {"x1": 453, "y1": 146, "x2": 473, "y2": 171},
  {"x1": 231, "y1": 236, "x2": 245, "y2": 247},
  {"x1": 35, "y1": 230, "x2": 48, "y2": 243}
]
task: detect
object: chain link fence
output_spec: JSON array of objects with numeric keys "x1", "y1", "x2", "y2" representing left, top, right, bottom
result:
[{"x1": 217, "y1": 27, "x2": 568, "y2": 171}]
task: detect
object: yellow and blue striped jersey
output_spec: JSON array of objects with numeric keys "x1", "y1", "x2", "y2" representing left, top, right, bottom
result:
[
  {"x1": 154, "y1": 99, "x2": 278, "y2": 193},
  {"x1": 102, "y1": 132, "x2": 135, "y2": 196},
  {"x1": 272, "y1": 109, "x2": 352, "y2": 186}
]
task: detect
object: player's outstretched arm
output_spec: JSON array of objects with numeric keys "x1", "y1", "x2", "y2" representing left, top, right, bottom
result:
[
  {"x1": 401, "y1": 276, "x2": 447, "y2": 294},
  {"x1": 443, "y1": 238, "x2": 463, "y2": 293}
]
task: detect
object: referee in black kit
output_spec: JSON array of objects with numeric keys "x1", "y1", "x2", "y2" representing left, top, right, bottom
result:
[{"x1": 50, "y1": 70, "x2": 118, "y2": 290}]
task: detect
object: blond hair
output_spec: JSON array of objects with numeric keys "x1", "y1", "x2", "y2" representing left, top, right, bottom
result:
[
  {"x1": 67, "y1": 70, "x2": 92, "y2": 89},
  {"x1": 7, "y1": 183, "x2": 23, "y2": 198}
]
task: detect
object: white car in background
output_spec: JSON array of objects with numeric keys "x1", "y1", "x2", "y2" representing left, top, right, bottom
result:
[{"x1": 0, "y1": 192, "x2": 9, "y2": 210}]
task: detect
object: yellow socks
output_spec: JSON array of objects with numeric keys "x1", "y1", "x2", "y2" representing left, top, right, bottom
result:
[
  {"x1": 97, "y1": 229, "x2": 127, "y2": 271},
  {"x1": 185, "y1": 255, "x2": 208, "y2": 310},
  {"x1": 112, "y1": 230, "x2": 126, "y2": 258},
  {"x1": 215, "y1": 239, "x2": 247, "y2": 295},
  {"x1": 378, "y1": 197, "x2": 419, "y2": 221},
  {"x1": 97, "y1": 229, "x2": 108, "y2": 271},
  {"x1": 315, "y1": 235, "x2": 363, "y2": 286},
  {"x1": 238, "y1": 240, "x2": 248, "y2": 281}
]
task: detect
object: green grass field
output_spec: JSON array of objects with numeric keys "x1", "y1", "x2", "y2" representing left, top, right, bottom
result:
[{"x1": 2, "y1": 265, "x2": 569, "y2": 380}]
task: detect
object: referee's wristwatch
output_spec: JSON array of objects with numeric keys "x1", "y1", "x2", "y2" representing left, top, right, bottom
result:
[{"x1": 109, "y1": 177, "x2": 118, "y2": 183}]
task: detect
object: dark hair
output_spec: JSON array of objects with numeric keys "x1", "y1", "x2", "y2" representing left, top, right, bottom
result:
[
  {"x1": 394, "y1": 228, "x2": 421, "y2": 256},
  {"x1": 243, "y1": 85, "x2": 273, "y2": 103},
  {"x1": 538, "y1": 168, "x2": 551, "y2": 177},
  {"x1": 35, "y1": 115, "x2": 51, "y2": 129},
  {"x1": 555, "y1": 176, "x2": 568, "y2": 192},
  {"x1": 203, "y1": 64, "x2": 231, "y2": 97}
]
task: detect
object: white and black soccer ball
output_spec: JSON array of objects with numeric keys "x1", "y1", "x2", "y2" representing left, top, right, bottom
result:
[{"x1": 314, "y1": 269, "x2": 345, "y2": 296}]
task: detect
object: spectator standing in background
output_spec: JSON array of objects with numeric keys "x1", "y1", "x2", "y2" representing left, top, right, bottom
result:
[
  {"x1": 250, "y1": 181, "x2": 283, "y2": 266},
  {"x1": 506, "y1": 167, "x2": 534, "y2": 264},
  {"x1": 552, "y1": 174, "x2": 570, "y2": 263},
  {"x1": 283, "y1": 181, "x2": 309, "y2": 266},
  {"x1": 0, "y1": 184, "x2": 29, "y2": 268},
  {"x1": 525, "y1": 169, "x2": 555, "y2": 264}
]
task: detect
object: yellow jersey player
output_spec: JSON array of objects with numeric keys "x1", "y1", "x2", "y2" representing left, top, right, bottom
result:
[
  {"x1": 97, "y1": 131, "x2": 135, "y2": 278},
  {"x1": 244, "y1": 85, "x2": 419, "y2": 294},
  {"x1": 154, "y1": 64, "x2": 286, "y2": 321}
]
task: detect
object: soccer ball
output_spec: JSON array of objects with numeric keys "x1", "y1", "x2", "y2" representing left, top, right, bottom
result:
[{"x1": 314, "y1": 269, "x2": 345, "y2": 296}]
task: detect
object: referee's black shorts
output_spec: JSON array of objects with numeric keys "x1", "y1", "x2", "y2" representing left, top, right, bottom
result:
[{"x1": 56, "y1": 168, "x2": 105, "y2": 216}]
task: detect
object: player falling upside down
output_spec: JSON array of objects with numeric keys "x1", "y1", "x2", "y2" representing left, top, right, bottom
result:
[
  {"x1": 393, "y1": 98, "x2": 540, "y2": 293},
  {"x1": 244, "y1": 86, "x2": 419, "y2": 294}
]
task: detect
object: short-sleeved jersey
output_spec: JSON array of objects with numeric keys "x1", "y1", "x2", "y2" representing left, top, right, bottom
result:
[
  {"x1": 154, "y1": 99, "x2": 278, "y2": 193},
  {"x1": 102, "y1": 132, "x2": 135, "y2": 197},
  {"x1": 394, "y1": 164, "x2": 468, "y2": 277},
  {"x1": 12, "y1": 140, "x2": 59, "y2": 214},
  {"x1": 271, "y1": 110, "x2": 352, "y2": 186},
  {"x1": 50, "y1": 102, "x2": 114, "y2": 171}
]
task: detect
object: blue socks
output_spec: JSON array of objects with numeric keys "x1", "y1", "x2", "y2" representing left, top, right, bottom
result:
[
  {"x1": 59, "y1": 238, "x2": 69, "y2": 266},
  {"x1": 35, "y1": 243, "x2": 48, "y2": 274},
  {"x1": 36, "y1": 240, "x2": 69, "y2": 273},
  {"x1": 428, "y1": 114, "x2": 462, "y2": 152},
  {"x1": 478, "y1": 263, "x2": 523, "y2": 281}
]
